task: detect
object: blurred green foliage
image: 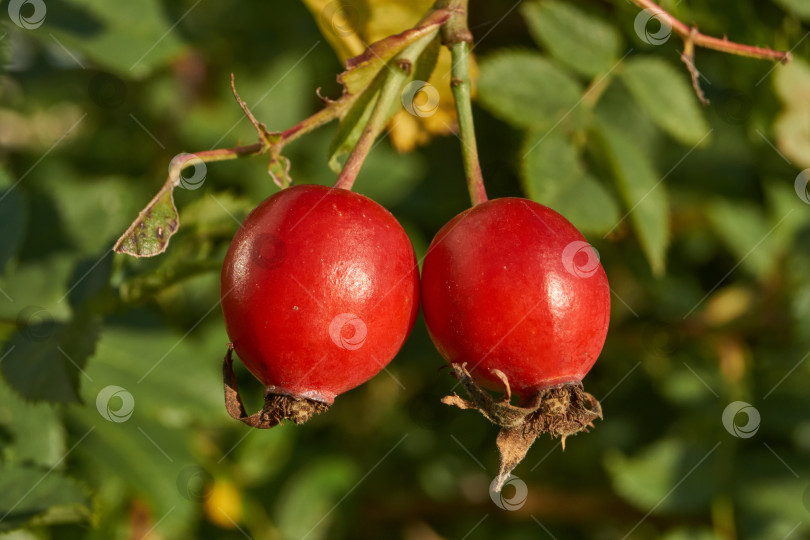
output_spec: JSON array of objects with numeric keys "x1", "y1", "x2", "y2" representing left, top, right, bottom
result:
[{"x1": 1, "y1": 0, "x2": 810, "y2": 539}]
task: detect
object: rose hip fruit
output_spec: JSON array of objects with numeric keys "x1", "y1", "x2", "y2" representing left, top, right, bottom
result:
[
  {"x1": 220, "y1": 184, "x2": 419, "y2": 427},
  {"x1": 421, "y1": 197, "x2": 610, "y2": 489}
]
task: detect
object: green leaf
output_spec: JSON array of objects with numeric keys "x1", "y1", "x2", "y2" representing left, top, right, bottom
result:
[
  {"x1": 0, "y1": 257, "x2": 75, "y2": 323},
  {"x1": 0, "y1": 464, "x2": 90, "y2": 531},
  {"x1": 69, "y1": 413, "x2": 198, "y2": 538},
  {"x1": 619, "y1": 57, "x2": 711, "y2": 146},
  {"x1": 47, "y1": 0, "x2": 187, "y2": 76},
  {"x1": 113, "y1": 185, "x2": 178, "y2": 258},
  {"x1": 0, "y1": 378, "x2": 66, "y2": 467},
  {"x1": 774, "y1": 58, "x2": 810, "y2": 169},
  {"x1": 0, "y1": 188, "x2": 26, "y2": 273},
  {"x1": 773, "y1": 0, "x2": 810, "y2": 20},
  {"x1": 705, "y1": 200, "x2": 779, "y2": 278},
  {"x1": 67, "y1": 250, "x2": 114, "y2": 310},
  {"x1": 593, "y1": 72, "x2": 662, "y2": 158},
  {"x1": 61, "y1": 324, "x2": 227, "y2": 538},
  {"x1": 39, "y1": 174, "x2": 141, "y2": 256},
  {"x1": 477, "y1": 50, "x2": 583, "y2": 130},
  {"x1": 521, "y1": 131, "x2": 619, "y2": 234},
  {"x1": 605, "y1": 439, "x2": 714, "y2": 514},
  {"x1": 274, "y1": 458, "x2": 359, "y2": 540},
  {"x1": 1, "y1": 312, "x2": 101, "y2": 404},
  {"x1": 595, "y1": 121, "x2": 669, "y2": 274},
  {"x1": 521, "y1": 0, "x2": 622, "y2": 77},
  {"x1": 80, "y1": 325, "x2": 223, "y2": 421},
  {"x1": 774, "y1": 57, "x2": 810, "y2": 105}
]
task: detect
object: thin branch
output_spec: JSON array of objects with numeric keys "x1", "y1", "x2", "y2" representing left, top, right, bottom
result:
[
  {"x1": 680, "y1": 33, "x2": 708, "y2": 105},
  {"x1": 629, "y1": 0, "x2": 791, "y2": 63},
  {"x1": 440, "y1": 0, "x2": 488, "y2": 206}
]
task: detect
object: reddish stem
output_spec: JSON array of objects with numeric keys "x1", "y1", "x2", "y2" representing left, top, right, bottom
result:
[{"x1": 629, "y1": 0, "x2": 791, "y2": 63}]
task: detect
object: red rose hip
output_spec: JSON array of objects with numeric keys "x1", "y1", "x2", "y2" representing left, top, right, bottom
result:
[
  {"x1": 421, "y1": 197, "x2": 609, "y2": 489},
  {"x1": 221, "y1": 184, "x2": 419, "y2": 427}
]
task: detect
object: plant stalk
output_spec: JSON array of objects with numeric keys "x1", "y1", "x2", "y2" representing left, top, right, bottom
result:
[
  {"x1": 449, "y1": 40, "x2": 487, "y2": 206},
  {"x1": 628, "y1": 0, "x2": 791, "y2": 63},
  {"x1": 438, "y1": 0, "x2": 487, "y2": 205},
  {"x1": 333, "y1": 30, "x2": 439, "y2": 191}
]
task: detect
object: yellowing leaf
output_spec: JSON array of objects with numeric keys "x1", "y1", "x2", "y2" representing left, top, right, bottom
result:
[
  {"x1": 301, "y1": 0, "x2": 471, "y2": 151},
  {"x1": 326, "y1": 12, "x2": 447, "y2": 170}
]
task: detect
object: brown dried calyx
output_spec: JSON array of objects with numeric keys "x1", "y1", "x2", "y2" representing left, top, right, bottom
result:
[
  {"x1": 223, "y1": 345, "x2": 329, "y2": 429},
  {"x1": 441, "y1": 363, "x2": 602, "y2": 492}
]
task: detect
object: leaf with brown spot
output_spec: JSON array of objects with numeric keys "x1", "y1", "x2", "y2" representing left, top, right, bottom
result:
[{"x1": 113, "y1": 175, "x2": 179, "y2": 257}]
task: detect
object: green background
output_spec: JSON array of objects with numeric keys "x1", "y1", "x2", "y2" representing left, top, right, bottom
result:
[{"x1": 1, "y1": 0, "x2": 810, "y2": 538}]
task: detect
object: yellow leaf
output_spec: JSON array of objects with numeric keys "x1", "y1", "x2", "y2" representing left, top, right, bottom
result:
[{"x1": 301, "y1": 0, "x2": 478, "y2": 151}]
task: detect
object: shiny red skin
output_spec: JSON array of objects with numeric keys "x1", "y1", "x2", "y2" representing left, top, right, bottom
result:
[
  {"x1": 421, "y1": 198, "x2": 610, "y2": 396},
  {"x1": 221, "y1": 185, "x2": 419, "y2": 404}
]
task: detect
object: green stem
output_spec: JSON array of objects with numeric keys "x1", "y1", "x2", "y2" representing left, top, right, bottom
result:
[
  {"x1": 449, "y1": 40, "x2": 487, "y2": 205},
  {"x1": 437, "y1": 0, "x2": 487, "y2": 205},
  {"x1": 333, "y1": 30, "x2": 439, "y2": 191}
]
